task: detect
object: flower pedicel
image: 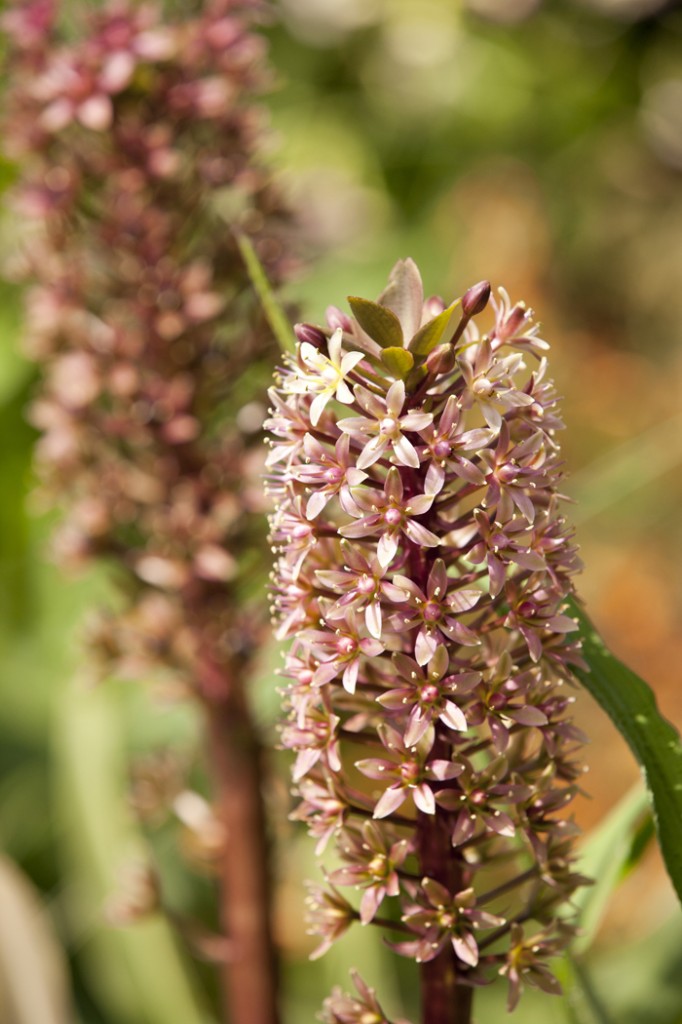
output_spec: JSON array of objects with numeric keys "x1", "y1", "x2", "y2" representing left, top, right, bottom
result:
[{"x1": 268, "y1": 259, "x2": 588, "y2": 1022}]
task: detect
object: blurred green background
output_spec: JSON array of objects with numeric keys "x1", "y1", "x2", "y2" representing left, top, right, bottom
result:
[{"x1": 1, "y1": 0, "x2": 682, "y2": 1021}]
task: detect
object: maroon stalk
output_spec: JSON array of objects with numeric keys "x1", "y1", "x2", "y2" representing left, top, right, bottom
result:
[
  {"x1": 201, "y1": 654, "x2": 279, "y2": 1024},
  {"x1": 416, "y1": 737, "x2": 473, "y2": 1024}
]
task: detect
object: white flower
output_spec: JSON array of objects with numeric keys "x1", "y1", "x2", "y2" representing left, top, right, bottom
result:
[
  {"x1": 284, "y1": 328, "x2": 365, "y2": 426},
  {"x1": 337, "y1": 379, "x2": 432, "y2": 470}
]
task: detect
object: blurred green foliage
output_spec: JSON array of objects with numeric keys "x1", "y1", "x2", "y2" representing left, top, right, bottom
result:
[{"x1": 1, "y1": 0, "x2": 681, "y2": 1021}]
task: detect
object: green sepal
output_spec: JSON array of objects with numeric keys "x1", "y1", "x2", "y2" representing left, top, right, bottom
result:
[
  {"x1": 380, "y1": 346, "x2": 414, "y2": 379},
  {"x1": 408, "y1": 299, "x2": 461, "y2": 356},
  {"x1": 347, "y1": 297, "x2": 404, "y2": 349}
]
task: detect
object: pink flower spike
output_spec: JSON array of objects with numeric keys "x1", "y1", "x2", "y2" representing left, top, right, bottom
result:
[{"x1": 268, "y1": 260, "x2": 586, "y2": 1018}]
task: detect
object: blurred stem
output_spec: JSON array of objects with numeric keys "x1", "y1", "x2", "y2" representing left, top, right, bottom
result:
[
  {"x1": 417, "y1": 735, "x2": 472, "y2": 1024},
  {"x1": 200, "y1": 652, "x2": 280, "y2": 1024},
  {"x1": 568, "y1": 956, "x2": 616, "y2": 1024},
  {"x1": 235, "y1": 232, "x2": 294, "y2": 355}
]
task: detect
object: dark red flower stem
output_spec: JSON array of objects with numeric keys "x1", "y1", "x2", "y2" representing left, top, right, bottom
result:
[
  {"x1": 417, "y1": 733, "x2": 473, "y2": 1024},
  {"x1": 200, "y1": 653, "x2": 280, "y2": 1024}
]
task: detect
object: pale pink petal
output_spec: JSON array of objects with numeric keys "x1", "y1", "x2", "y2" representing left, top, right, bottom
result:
[
  {"x1": 446, "y1": 588, "x2": 482, "y2": 613},
  {"x1": 453, "y1": 932, "x2": 479, "y2": 968},
  {"x1": 355, "y1": 758, "x2": 392, "y2": 780},
  {"x1": 309, "y1": 390, "x2": 330, "y2": 426},
  {"x1": 405, "y1": 521, "x2": 439, "y2": 548},
  {"x1": 337, "y1": 415, "x2": 375, "y2": 434},
  {"x1": 359, "y1": 885, "x2": 383, "y2": 925},
  {"x1": 504, "y1": 706, "x2": 548, "y2": 726},
  {"x1": 415, "y1": 628, "x2": 437, "y2": 666},
  {"x1": 392, "y1": 434, "x2": 420, "y2": 468},
  {"x1": 386, "y1": 379, "x2": 405, "y2": 417},
  {"x1": 547, "y1": 614, "x2": 579, "y2": 633},
  {"x1": 413, "y1": 783, "x2": 435, "y2": 815},
  {"x1": 406, "y1": 493, "x2": 434, "y2": 515},
  {"x1": 373, "y1": 785, "x2": 407, "y2": 819},
  {"x1": 384, "y1": 580, "x2": 413, "y2": 602},
  {"x1": 425, "y1": 461, "x2": 445, "y2": 495},
  {"x1": 390, "y1": 575, "x2": 423, "y2": 600},
  {"x1": 346, "y1": 468, "x2": 367, "y2": 486},
  {"x1": 504, "y1": 389, "x2": 535, "y2": 408},
  {"x1": 306, "y1": 489, "x2": 330, "y2": 520},
  {"x1": 384, "y1": 467, "x2": 404, "y2": 502},
  {"x1": 483, "y1": 811, "x2": 516, "y2": 837},
  {"x1": 312, "y1": 660, "x2": 341, "y2": 687},
  {"x1": 293, "y1": 747, "x2": 321, "y2": 782},
  {"x1": 451, "y1": 810, "x2": 477, "y2": 846},
  {"x1": 377, "y1": 531, "x2": 399, "y2": 568},
  {"x1": 400, "y1": 412, "x2": 432, "y2": 431},
  {"x1": 515, "y1": 550, "x2": 547, "y2": 573},
  {"x1": 365, "y1": 600, "x2": 382, "y2": 639},
  {"x1": 327, "y1": 327, "x2": 343, "y2": 364},
  {"x1": 427, "y1": 759, "x2": 464, "y2": 780},
  {"x1": 440, "y1": 702, "x2": 468, "y2": 732},
  {"x1": 339, "y1": 518, "x2": 380, "y2": 539},
  {"x1": 340, "y1": 350, "x2": 365, "y2": 375},
  {"x1": 427, "y1": 560, "x2": 448, "y2": 599},
  {"x1": 521, "y1": 625, "x2": 543, "y2": 662},
  {"x1": 404, "y1": 709, "x2": 430, "y2": 747},
  {"x1": 335, "y1": 380, "x2": 354, "y2": 404},
  {"x1": 299, "y1": 341, "x2": 319, "y2": 364},
  {"x1": 357, "y1": 436, "x2": 389, "y2": 470},
  {"x1": 327, "y1": 740, "x2": 342, "y2": 772},
  {"x1": 342, "y1": 660, "x2": 359, "y2": 694},
  {"x1": 354, "y1": 385, "x2": 385, "y2": 418},
  {"x1": 479, "y1": 401, "x2": 502, "y2": 432},
  {"x1": 512, "y1": 489, "x2": 536, "y2": 523},
  {"x1": 360, "y1": 637, "x2": 384, "y2": 657}
]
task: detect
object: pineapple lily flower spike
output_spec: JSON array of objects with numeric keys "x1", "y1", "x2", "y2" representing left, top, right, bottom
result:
[{"x1": 267, "y1": 259, "x2": 588, "y2": 1024}]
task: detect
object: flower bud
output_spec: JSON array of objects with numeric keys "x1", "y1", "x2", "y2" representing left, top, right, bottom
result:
[
  {"x1": 294, "y1": 322, "x2": 327, "y2": 347},
  {"x1": 426, "y1": 341, "x2": 456, "y2": 376},
  {"x1": 461, "y1": 280, "x2": 491, "y2": 318}
]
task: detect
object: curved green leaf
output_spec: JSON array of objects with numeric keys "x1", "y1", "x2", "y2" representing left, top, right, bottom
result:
[
  {"x1": 568, "y1": 596, "x2": 682, "y2": 908},
  {"x1": 347, "y1": 296, "x2": 404, "y2": 348},
  {"x1": 408, "y1": 300, "x2": 460, "y2": 356}
]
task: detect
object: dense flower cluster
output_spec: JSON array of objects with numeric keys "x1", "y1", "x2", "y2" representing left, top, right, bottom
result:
[
  {"x1": 268, "y1": 259, "x2": 587, "y2": 1017},
  {"x1": 3, "y1": 0, "x2": 292, "y2": 686}
]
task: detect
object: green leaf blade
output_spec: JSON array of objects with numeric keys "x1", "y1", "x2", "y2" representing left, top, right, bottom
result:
[
  {"x1": 347, "y1": 296, "x2": 404, "y2": 348},
  {"x1": 568, "y1": 596, "x2": 682, "y2": 909},
  {"x1": 408, "y1": 299, "x2": 460, "y2": 356}
]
